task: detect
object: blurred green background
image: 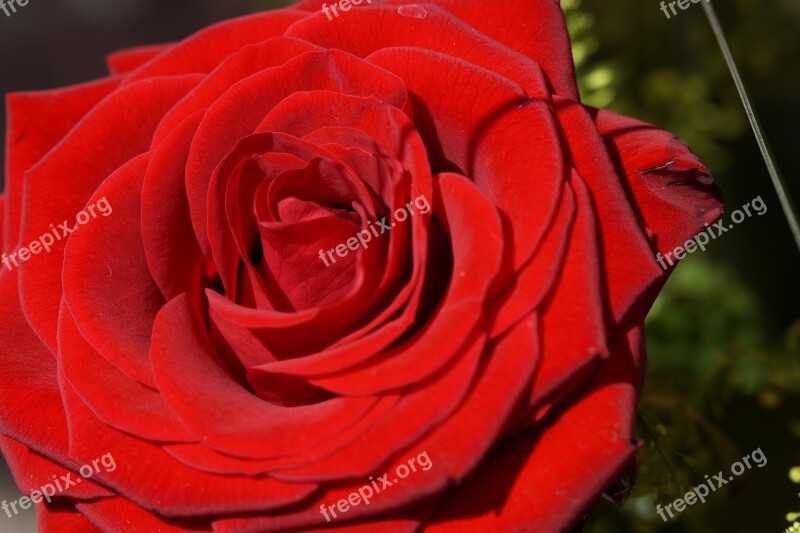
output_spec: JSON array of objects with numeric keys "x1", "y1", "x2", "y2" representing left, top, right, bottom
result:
[{"x1": 1, "y1": 0, "x2": 798, "y2": 531}]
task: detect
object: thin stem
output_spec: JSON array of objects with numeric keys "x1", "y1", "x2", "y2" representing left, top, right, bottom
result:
[{"x1": 701, "y1": 0, "x2": 800, "y2": 253}]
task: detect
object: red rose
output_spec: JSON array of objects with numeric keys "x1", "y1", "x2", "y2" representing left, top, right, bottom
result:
[{"x1": 0, "y1": 0, "x2": 722, "y2": 531}]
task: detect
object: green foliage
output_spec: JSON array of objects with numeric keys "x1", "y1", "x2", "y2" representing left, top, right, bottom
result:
[
  {"x1": 585, "y1": 258, "x2": 800, "y2": 532},
  {"x1": 563, "y1": 0, "x2": 614, "y2": 108},
  {"x1": 787, "y1": 467, "x2": 800, "y2": 532},
  {"x1": 566, "y1": 0, "x2": 800, "y2": 173}
]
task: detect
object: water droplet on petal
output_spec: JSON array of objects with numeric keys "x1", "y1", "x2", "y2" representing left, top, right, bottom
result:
[{"x1": 397, "y1": 5, "x2": 427, "y2": 19}]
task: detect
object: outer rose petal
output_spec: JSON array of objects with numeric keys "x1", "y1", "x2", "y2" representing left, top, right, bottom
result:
[
  {"x1": 37, "y1": 505, "x2": 103, "y2": 533},
  {"x1": 425, "y1": 319, "x2": 645, "y2": 532},
  {"x1": 284, "y1": 5, "x2": 550, "y2": 97},
  {"x1": 58, "y1": 300, "x2": 196, "y2": 443},
  {"x1": 293, "y1": 0, "x2": 579, "y2": 99},
  {"x1": 0, "y1": 273, "x2": 83, "y2": 468},
  {"x1": 76, "y1": 497, "x2": 212, "y2": 532},
  {"x1": 594, "y1": 108, "x2": 723, "y2": 259},
  {"x1": 212, "y1": 314, "x2": 540, "y2": 532},
  {"x1": 59, "y1": 373, "x2": 319, "y2": 516},
  {"x1": 526, "y1": 175, "x2": 608, "y2": 418},
  {"x1": 63, "y1": 154, "x2": 165, "y2": 388},
  {"x1": 554, "y1": 98, "x2": 664, "y2": 331},
  {"x1": 404, "y1": 0, "x2": 579, "y2": 98},
  {"x1": 151, "y1": 294, "x2": 380, "y2": 459},
  {"x1": 18, "y1": 75, "x2": 201, "y2": 353},
  {"x1": 3, "y1": 78, "x2": 119, "y2": 250},
  {"x1": 0, "y1": 436, "x2": 113, "y2": 502},
  {"x1": 106, "y1": 43, "x2": 171, "y2": 75},
  {"x1": 122, "y1": 10, "x2": 309, "y2": 83}
]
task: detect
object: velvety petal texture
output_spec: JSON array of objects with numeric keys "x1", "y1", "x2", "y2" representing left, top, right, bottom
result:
[{"x1": 0, "y1": 0, "x2": 721, "y2": 531}]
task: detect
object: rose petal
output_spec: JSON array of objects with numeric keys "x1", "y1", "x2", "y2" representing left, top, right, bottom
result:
[
  {"x1": 152, "y1": 37, "x2": 322, "y2": 146},
  {"x1": 122, "y1": 10, "x2": 309, "y2": 84},
  {"x1": 489, "y1": 183, "x2": 575, "y2": 338},
  {"x1": 594, "y1": 108, "x2": 724, "y2": 260},
  {"x1": 555, "y1": 98, "x2": 664, "y2": 329},
  {"x1": 142, "y1": 112, "x2": 207, "y2": 303},
  {"x1": 295, "y1": 172, "x2": 501, "y2": 394},
  {"x1": 76, "y1": 497, "x2": 212, "y2": 532},
  {"x1": 106, "y1": 43, "x2": 170, "y2": 76},
  {"x1": 0, "y1": 272, "x2": 73, "y2": 463},
  {"x1": 58, "y1": 300, "x2": 195, "y2": 443},
  {"x1": 387, "y1": 0, "x2": 579, "y2": 98},
  {"x1": 285, "y1": 5, "x2": 550, "y2": 97},
  {"x1": 62, "y1": 154, "x2": 163, "y2": 387},
  {"x1": 424, "y1": 320, "x2": 644, "y2": 532},
  {"x1": 214, "y1": 315, "x2": 539, "y2": 532},
  {"x1": 37, "y1": 504, "x2": 104, "y2": 533},
  {"x1": 4, "y1": 78, "x2": 119, "y2": 250},
  {"x1": 270, "y1": 333, "x2": 483, "y2": 482},
  {"x1": 209, "y1": 133, "x2": 332, "y2": 305},
  {"x1": 59, "y1": 375, "x2": 317, "y2": 516},
  {"x1": 18, "y1": 75, "x2": 201, "y2": 352},
  {"x1": 0, "y1": 436, "x2": 113, "y2": 502},
  {"x1": 151, "y1": 294, "x2": 381, "y2": 459},
  {"x1": 367, "y1": 48, "x2": 564, "y2": 270},
  {"x1": 186, "y1": 49, "x2": 409, "y2": 261},
  {"x1": 164, "y1": 395, "x2": 399, "y2": 476},
  {"x1": 526, "y1": 173, "x2": 609, "y2": 416}
]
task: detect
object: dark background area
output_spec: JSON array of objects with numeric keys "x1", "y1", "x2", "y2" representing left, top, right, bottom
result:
[{"x1": 1, "y1": 0, "x2": 798, "y2": 532}]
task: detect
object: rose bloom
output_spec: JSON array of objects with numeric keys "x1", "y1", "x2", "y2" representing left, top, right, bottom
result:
[{"x1": 0, "y1": 0, "x2": 722, "y2": 531}]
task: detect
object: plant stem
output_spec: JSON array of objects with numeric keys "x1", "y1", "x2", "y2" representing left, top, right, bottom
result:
[{"x1": 701, "y1": 0, "x2": 800, "y2": 254}]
